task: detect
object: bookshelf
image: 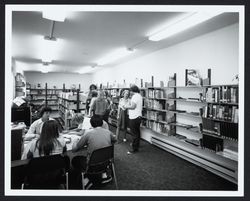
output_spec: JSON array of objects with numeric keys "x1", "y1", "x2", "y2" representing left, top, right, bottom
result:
[
  {"x1": 26, "y1": 83, "x2": 62, "y2": 112},
  {"x1": 15, "y1": 73, "x2": 26, "y2": 97},
  {"x1": 58, "y1": 88, "x2": 87, "y2": 129},
  {"x1": 139, "y1": 75, "x2": 238, "y2": 184}
]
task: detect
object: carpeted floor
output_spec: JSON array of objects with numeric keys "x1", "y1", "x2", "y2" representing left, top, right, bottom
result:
[{"x1": 90, "y1": 125, "x2": 237, "y2": 190}]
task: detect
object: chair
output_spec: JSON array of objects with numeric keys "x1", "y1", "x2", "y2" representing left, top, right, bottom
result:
[
  {"x1": 81, "y1": 145, "x2": 118, "y2": 190},
  {"x1": 21, "y1": 154, "x2": 70, "y2": 189}
]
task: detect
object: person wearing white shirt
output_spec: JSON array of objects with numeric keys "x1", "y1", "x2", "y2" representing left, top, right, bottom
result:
[
  {"x1": 123, "y1": 85, "x2": 142, "y2": 154},
  {"x1": 24, "y1": 107, "x2": 54, "y2": 141}
]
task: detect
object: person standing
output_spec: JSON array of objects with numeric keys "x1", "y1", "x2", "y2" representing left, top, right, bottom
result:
[
  {"x1": 116, "y1": 89, "x2": 130, "y2": 143},
  {"x1": 89, "y1": 90, "x2": 109, "y2": 121},
  {"x1": 123, "y1": 85, "x2": 142, "y2": 154}
]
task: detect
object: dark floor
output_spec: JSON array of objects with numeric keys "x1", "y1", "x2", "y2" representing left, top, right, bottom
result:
[{"x1": 90, "y1": 125, "x2": 237, "y2": 190}]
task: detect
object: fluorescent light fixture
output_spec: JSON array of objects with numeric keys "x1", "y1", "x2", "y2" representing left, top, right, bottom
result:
[
  {"x1": 148, "y1": 11, "x2": 223, "y2": 41},
  {"x1": 40, "y1": 36, "x2": 58, "y2": 63},
  {"x1": 97, "y1": 48, "x2": 135, "y2": 66},
  {"x1": 42, "y1": 10, "x2": 66, "y2": 22},
  {"x1": 77, "y1": 66, "x2": 96, "y2": 74}
]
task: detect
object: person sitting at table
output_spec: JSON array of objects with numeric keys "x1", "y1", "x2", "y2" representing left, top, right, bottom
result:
[
  {"x1": 22, "y1": 120, "x2": 67, "y2": 159},
  {"x1": 70, "y1": 115, "x2": 116, "y2": 188},
  {"x1": 24, "y1": 106, "x2": 54, "y2": 141},
  {"x1": 71, "y1": 113, "x2": 85, "y2": 131}
]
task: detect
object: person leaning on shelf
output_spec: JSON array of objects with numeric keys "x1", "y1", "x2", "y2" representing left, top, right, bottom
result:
[
  {"x1": 89, "y1": 90, "x2": 109, "y2": 121},
  {"x1": 122, "y1": 85, "x2": 143, "y2": 155},
  {"x1": 22, "y1": 120, "x2": 67, "y2": 159},
  {"x1": 24, "y1": 106, "x2": 54, "y2": 141},
  {"x1": 116, "y1": 89, "x2": 130, "y2": 143}
]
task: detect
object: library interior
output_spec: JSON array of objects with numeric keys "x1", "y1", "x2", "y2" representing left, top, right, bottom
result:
[{"x1": 8, "y1": 6, "x2": 243, "y2": 194}]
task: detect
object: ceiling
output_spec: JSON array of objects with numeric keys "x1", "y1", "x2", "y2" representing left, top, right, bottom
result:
[{"x1": 11, "y1": 10, "x2": 239, "y2": 74}]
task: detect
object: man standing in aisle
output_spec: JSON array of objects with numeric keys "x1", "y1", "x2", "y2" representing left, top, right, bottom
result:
[{"x1": 123, "y1": 85, "x2": 143, "y2": 154}]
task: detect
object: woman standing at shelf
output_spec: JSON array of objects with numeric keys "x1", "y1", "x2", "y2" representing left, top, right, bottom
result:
[
  {"x1": 88, "y1": 90, "x2": 98, "y2": 116},
  {"x1": 86, "y1": 84, "x2": 97, "y2": 114},
  {"x1": 116, "y1": 89, "x2": 130, "y2": 143},
  {"x1": 123, "y1": 85, "x2": 143, "y2": 154},
  {"x1": 22, "y1": 120, "x2": 67, "y2": 159}
]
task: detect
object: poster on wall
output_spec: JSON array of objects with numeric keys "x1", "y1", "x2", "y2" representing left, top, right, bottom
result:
[{"x1": 185, "y1": 69, "x2": 202, "y2": 86}]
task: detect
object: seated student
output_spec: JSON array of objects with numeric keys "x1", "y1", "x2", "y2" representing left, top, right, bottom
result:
[
  {"x1": 24, "y1": 107, "x2": 54, "y2": 141},
  {"x1": 75, "y1": 114, "x2": 109, "y2": 131},
  {"x1": 22, "y1": 120, "x2": 66, "y2": 159},
  {"x1": 70, "y1": 115, "x2": 116, "y2": 188},
  {"x1": 71, "y1": 113, "x2": 85, "y2": 131}
]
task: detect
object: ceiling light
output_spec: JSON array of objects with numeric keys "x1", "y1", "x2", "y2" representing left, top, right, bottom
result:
[
  {"x1": 42, "y1": 10, "x2": 66, "y2": 22},
  {"x1": 97, "y1": 48, "x2": 135, "y2": 66},
  {"x1": 77, "y1": 66, "x2": 96, "y2": 74},
  {"x1": 40, "y1": 36, "x2": 57, "y2": 63},
  {"x1": 148, "y1": 11, "x2": 223, "y2": 41},
  {"x1": 40, "y1": 63, "x2": 49, "y2": 73}
]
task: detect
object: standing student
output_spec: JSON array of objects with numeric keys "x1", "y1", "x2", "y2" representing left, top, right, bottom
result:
[
  {"x1": 89, "y1": 90, "x2": 109, "y2": 121},
  {"x1": 123, "y1": 85, "x2": 142, "y2": 154},
  {"x1": 86, "y1": 84, "x2": 97, "y2": 114},
  {"x1": 24, "y1": 107, "x2": 54, "y2": 141},
  {"x1": 116, "y1": 89, "x2": 130, "y2": 143},
  {"x1": 22, "y1": 120, "x2": 66, "y2": 159},
  {"x1": 88, "y1": 90, "x2": 98, "y2": 116}
]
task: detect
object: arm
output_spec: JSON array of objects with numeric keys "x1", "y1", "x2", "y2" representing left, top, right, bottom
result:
[
  {"x1": 124, "y1": 101, "x2": 136, "y2": 110},
  {"x1": 110, "y1": 132, "x2": 117, "y2": 144},
  {"x1": 24, "y1": 121, "x2": 39, "y2": 140},
  {"x1": 72, "y1": 133, "x2": 88, "y2": 152},
  {"x1": 89, "y1": 99, "x2": 96, "y2": 116}
]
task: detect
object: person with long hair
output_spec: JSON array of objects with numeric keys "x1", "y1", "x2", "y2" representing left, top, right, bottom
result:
[
  {"x1": 24, "y1": 106, "x2": 54, "y2": 141},
  {"x1": 22, "y1": 120, "x2": 66, "y2": 159},
  {"x1": 116, "y1": 89, "x2": 130, "y2": 143}
]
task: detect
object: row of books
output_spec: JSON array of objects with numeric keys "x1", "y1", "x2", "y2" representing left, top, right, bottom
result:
[
  {"x1": 148, "y1": 89, "x2": 166, "y2": 99},
  {"x1": 145, "y1": 111, "x2": 175, "y2": 123},
  {"x1": 202, "y1": 105, "x2": 238, "y2": 123},
  {"x1": 143, "y1": 120, "x2": 175, "y2": 134},
  {"x1": 145, "y1": 99, "x2": 164, "y2": 110},
  {"x1": 202, "y1": 118, "x2": 238, "y2": 140},
  {"x1": 201, "y1": 134, "x2": 224, "y2": 152},
  {"x1": 204, "y1": 86, "x2": 238, "y2": 103}
]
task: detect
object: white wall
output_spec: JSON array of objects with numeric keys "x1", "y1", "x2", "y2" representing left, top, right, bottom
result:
[
  {"x1": 92, "y1": 23, "x2": 239, "y2": 142},
  {"x1": 24, "y1": 72, "x2": 93, "y2": 92},
  {"x1": 93, "y1": 23, "x2": 239, "y2": 87}
]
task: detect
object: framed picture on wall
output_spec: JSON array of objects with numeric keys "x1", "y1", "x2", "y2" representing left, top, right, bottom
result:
[{"x1": 185, "y1": 69, "x2": 202, "y2": 86}]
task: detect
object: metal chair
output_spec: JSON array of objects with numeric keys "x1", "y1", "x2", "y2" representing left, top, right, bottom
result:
[
  {"x1": 21, "y1": 154, "x2": 70, "y2": 189},
  {"x1": 81, "y1": 145, "x2": 118, "y2": 190}
]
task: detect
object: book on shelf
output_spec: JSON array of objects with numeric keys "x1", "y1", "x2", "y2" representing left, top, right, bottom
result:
[{"x1": 204, "y1": 86, "x2": 238, "y2": 103}]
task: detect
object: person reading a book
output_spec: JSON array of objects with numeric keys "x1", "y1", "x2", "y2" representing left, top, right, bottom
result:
[
  {"x1": 24, "y1": 107, "x2": 54, "y2": 141},
  {"x1": 22, "y1": 120, "x2": 67, "y2": 159}
]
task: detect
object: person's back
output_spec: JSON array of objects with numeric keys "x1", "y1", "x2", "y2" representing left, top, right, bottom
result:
[
  {"x1": 94, "y1": 98, "x2": 109, "y2": 116},
  {"x1": 84, "y1": 127, "x2": 113, "y2": 156}
]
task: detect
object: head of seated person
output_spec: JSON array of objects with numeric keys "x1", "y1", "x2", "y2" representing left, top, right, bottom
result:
[
  {"x1": 90, "y1": 115, "x2": 103, "y2": 128},
  {"x1": 40, "y1": 106, "x2": 52, "y2": 122},
  {"x1": 71, "y1": 113, "x2": 84, "y2": 129}
]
